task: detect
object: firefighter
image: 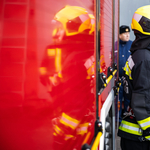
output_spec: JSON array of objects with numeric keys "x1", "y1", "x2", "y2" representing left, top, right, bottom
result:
[
  {"x1": 118, "y1": 25, "x2": 132, "y2": 124},
  {"x1": 118, "y1": 5, "x2": 150, "y2": 150}
]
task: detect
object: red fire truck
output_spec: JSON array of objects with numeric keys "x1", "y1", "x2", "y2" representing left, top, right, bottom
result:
[{"x1": 0, "y1": 0, "x2": 120, "y2": 149}]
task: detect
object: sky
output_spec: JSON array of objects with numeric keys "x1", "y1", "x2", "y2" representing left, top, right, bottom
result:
[{"x1": 120, "y1": 0, "x2": 150, "y2": 41}]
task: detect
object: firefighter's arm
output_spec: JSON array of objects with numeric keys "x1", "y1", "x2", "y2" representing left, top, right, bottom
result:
[
  {"x1": 131, "y1": 61, "x2": 150, "y2": 140},
  {"x1": 122, "y1": 60, "x2": 133, "y2": 101}
]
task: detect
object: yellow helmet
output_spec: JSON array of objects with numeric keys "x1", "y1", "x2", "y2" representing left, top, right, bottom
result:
[{"x1": 131, "y1": 5, "x2": 150, "y2": 35}]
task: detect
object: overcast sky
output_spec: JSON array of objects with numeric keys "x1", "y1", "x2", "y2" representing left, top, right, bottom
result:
[{"x1": 120, "y1": 0, "x2": 150, "y2": 41}]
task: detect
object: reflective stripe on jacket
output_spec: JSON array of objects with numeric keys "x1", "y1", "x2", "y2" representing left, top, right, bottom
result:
[
  {"x1": 118, "y1": 49, "x2": 150, "y2": 141},
  {"x1": 118, "y1": 115, "x2": 143, "y2": 141},
  {"x1": 119, "y1": 120, "x2": 142, "y2": 136}
]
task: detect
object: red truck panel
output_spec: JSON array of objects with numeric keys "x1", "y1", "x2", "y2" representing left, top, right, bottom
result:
[
  {"x1": 99, "y1": 0, "x2": 119, "y2": 117},
  {"x1": 0, "y1": 0, "x2": 119, "y2": 149},
  {"x1": 0, "y1": 0, "x2": 95, "y2": 149}
]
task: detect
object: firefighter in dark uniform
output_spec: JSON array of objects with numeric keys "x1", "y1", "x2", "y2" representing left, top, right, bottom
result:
[
  {"x1": 118, "y1": 25, "x2": 132, "y2": 123},
  {"x1": 118, "y1": 5, "x2": 150, "y2": 150}
]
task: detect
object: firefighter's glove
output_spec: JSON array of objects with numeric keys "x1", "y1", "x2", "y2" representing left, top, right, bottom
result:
[{"x1": 142, "y1": 128, "x2": 150, "y2": 141}]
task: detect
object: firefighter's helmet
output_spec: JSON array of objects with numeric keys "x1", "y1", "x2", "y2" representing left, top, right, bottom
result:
[
  {"x1": 53, "y1": 5, "x2": 94, "y2": 36},
  {"x1": 131, "y1": 5, "x2": 150, "y2": 35}
]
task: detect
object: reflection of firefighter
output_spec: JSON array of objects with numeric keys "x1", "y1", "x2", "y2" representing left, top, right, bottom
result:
[
  {"x1": 53, "y1": 112, "x2": 89, "y2": 140},
  {"x1": 39, "y1": 47, "x2": 62, "y2": 92},
  {"x1": 39, "y1": 5, "x2": 95, "y2": 149},
  {"x1": 53, "y1": 5, "x2": 95, "y2": 37},
  {"x1": 40, "y1": 5, "x2": 95, "y2": 92},
  {"x1": 100, "y1": 54, "x2": 107, "y2": 74}
]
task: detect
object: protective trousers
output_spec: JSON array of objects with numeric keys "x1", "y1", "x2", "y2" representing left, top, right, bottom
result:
[{"x1": 121, "y1": 137, "x2": 150, "y2": 150}]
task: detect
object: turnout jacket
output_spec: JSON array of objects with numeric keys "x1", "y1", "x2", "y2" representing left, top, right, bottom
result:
[{"x1": 118, "y1": 48, "x2": 150, "y2": 141}]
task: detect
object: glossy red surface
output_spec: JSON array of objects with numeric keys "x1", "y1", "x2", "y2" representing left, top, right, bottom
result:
[
  {"x1": 100, "y1": 0, "x2": 113, "y2": 76},
  {"x1": 0, "y1": 0, "x2": 95, "y2": 149},
  {"x1": 99, "y1": 0, "x2": 113, "y2": 110},
  {"x1": 99, "y1": 0, "x2": 119, "y2": 109}
]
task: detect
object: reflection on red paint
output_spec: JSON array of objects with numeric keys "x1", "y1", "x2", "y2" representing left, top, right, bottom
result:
[
  {"x1": 39, "y1": 5, "x2": 95, "y2": 149},
  {"x1": 0, "y1": 1, "x2": 95, "y2": 150}
]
